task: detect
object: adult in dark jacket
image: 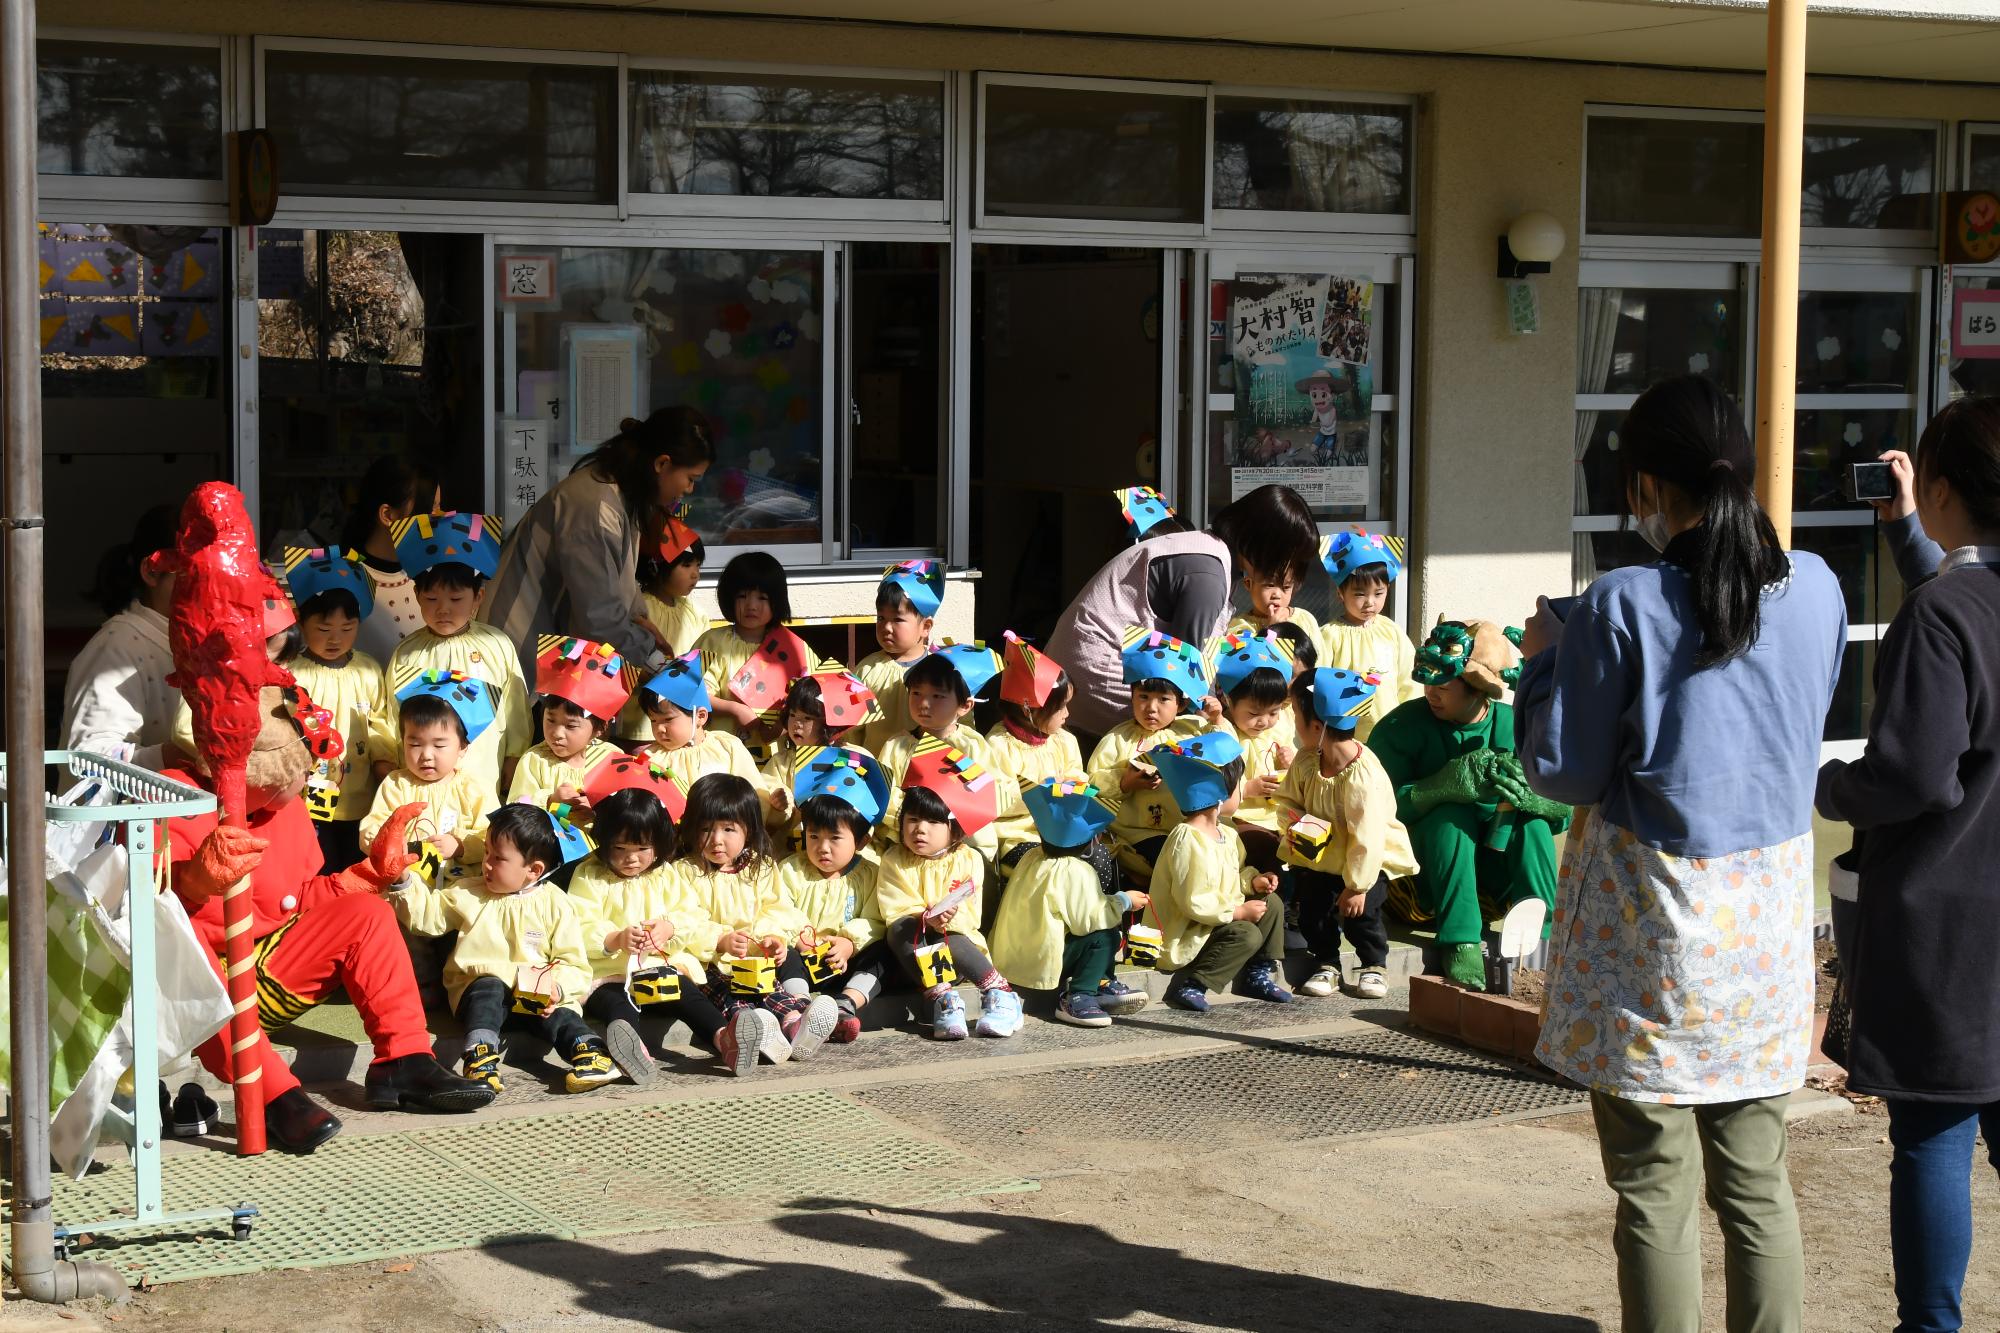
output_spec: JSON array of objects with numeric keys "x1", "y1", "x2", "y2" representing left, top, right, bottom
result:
[{"x1": 1816, "y1": 395, "x2": 2000, "y2": 1333}]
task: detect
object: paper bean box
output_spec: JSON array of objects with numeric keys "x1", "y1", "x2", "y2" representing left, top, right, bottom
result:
[
  {"x1": 914, "y1": 940, "x2": 957, "y2": 990},
  {"x1": 727, "y1": 954, "x2": 778, "y2": 996},
  {"x1": 628, "y1": 966, "x2": 682, "y2": 1006},
  {"x1": 1283, "y1": 812, "x2": 1333, "y2": 861},
  {"x1": 1124, "y1": 923, "x2": 1163, "y2": 968},
  {"x1": 511, "y1": 963, "x2": 564, "y2": 1017},
  {"x1": 802, "y1": 940, "x2": 841, "y2": 986}
]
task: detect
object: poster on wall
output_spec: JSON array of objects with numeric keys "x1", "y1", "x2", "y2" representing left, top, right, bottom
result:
[
  {"x1": 498, "y1": 418, "x2": 551, "y2": 525},
  {"x1": 565, "y1": 324, "x2": 646, "y2": 459},
  {"x1": 1227, "y1": 271, "x2": 1376, "y2": 509}
]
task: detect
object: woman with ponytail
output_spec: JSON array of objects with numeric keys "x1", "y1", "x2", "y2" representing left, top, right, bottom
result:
[
  {"x1": 61, "y1": 503, "x2": 183, "y2": 767},
  {"x1": 1512, "y1": 375, "x2": 1845, "y2": 1332}
]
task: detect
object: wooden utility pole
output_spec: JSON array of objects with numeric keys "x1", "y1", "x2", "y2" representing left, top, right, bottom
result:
[{"x1": 1756, "y1": 0, "x2": 1807, "y2": 547}]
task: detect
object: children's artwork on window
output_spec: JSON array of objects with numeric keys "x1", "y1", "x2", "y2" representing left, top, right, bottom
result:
[{"x1": 1227, "y1": 271, "x2": 1376, "y2": 510}]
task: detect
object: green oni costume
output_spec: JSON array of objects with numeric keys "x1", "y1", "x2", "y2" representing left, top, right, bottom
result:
[{"x1": 1366, "y1": 621, "x2": 1571, "y2": 978}]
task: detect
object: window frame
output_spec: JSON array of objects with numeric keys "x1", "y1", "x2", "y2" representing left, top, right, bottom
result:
[
  {"x1": 973, "y1": 71, "x2": 1213, "y2": 239},
  {"x1": 1962, "y1": 120, "x2": 2000, "y2": 193},
  {"x1": 35, "y1": 28, "x2": 230, "y2": 208},
  {"x1": 253, "y1": 36, "x2": 624, "y2": 224},
  {"x1": 1208, "y1": 85, "x2": 1417, "y2": 239},
  {"x1": 623, "y1": 57, "x2": 951, "y2": 225}
]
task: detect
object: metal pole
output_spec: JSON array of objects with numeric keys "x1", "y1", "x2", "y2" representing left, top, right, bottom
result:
[{"x1": 1755, "y1": 0, "x2": 1807, "y2": 548}]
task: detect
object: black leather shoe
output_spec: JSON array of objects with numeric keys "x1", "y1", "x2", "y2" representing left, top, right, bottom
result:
[
  {"x1": 363, "y1": 1053, "x2": 495, "y2": 1112},
  {"x1": 265, "y1": 1088, "x2": 341, "y2": 1154}
]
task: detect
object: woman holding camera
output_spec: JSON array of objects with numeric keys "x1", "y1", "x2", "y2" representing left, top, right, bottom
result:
[{"x1": 1817, "y1": 395, "x2": 2000, "y2": 1333}]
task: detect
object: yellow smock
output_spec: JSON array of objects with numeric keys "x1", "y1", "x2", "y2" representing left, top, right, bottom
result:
[
  {"x1": 362, "y1": 767, "x2": 497, "y2": 885},
  {"x1": 1086, "y1": 716, "x2": 1204, "y2": 871},
  {"x1": 566, "y1": 857, "x2": 713, "y2": 987},
  {"x1": 1273, "y1": 744, "x2": 1419, "y2": 890},
  {"x1": 775, "y1": 852, "x2": 885, "y2": 949},
  {"x1": 984, "y1": 724, "x2": 1085, "y2": 860},
  {"x1": 1150, "y1": 821, "x2": 1257, "y2": 970},
  {"x1": 1225, "y1": 605, "x2": 1321, "y2": 643},
  {"x1": 690, "y1": 624, "x2": 763, "y2": 737},
  {"x1": 876, "y1": 842, "x2": 989, "y2": 953},
  {"x1": 853, "y1": 649, "x2": 924, "y2": 756},
  {"x1": 507, "y1": 738, "x2": 620, "y2": 806},
  {"x1": 1316, "y1": 617, "x2": 1422, "y2": 741},
  {"x1": 379, "y1": 623, "x2": 533, "y2": 796},
  {"x1": 875, "y1": 723, "x2": 1011, "y2": 862},
  {"x1": 640, "y1": 730, "x2": 765, "y2": 799},
  {"x1": 680, "y1": 858, "x2": 807, "y2": 957},
  {"x1": 614, "y1": 592, "x2": 714, "y2": 741},
  {"x1": 391, "y1": 877, "x2": 591, "y2": 1011},
  {"x1": 988, "y1": 847, "x2": 1128, "y2": 990},
  {"x1": 1223, "y1": 718, "x2": 1296, "y2": 835}
]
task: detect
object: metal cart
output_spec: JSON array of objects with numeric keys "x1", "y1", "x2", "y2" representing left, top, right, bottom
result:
[{"x1": 3, "y1": 750, "x2": 257, "y2": 1258}]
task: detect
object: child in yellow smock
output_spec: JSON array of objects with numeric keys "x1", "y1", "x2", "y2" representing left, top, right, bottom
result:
[
  {"x1": 873, "y1": 644, "x2": 1013, "y2": 862},
  {"x1": 855, "y1": 560, "x2": 941, "y2": 757},
  {"x1": 691, "y1": 552, "x2": 791, "y2": 746},
  {"x1": 617, "y1": 513, "x2": 710, "y2": 742},
  {"x1": 775, "y1": 745, "x2": 893, "y2": 1045},
  {"x1": 635, "y1": 653, "x2": 768, "y2": 798},
  {"x1": 1207, "y1": 629, "x2": 1301, "y2": 876},
  {"x1": 986, "y1": 633, "x2": 1085, "y2": 878},
  {"x1": 758, "y1": 664, "x2": 881, "y2": 833},
  {"x1": 1315, "y1": 530, "x2": 1420, "y2": 741},
  {"x1": 1085, "y1": 629, "x2": 1209, "y2": 883},
  {"x1": 362, "y1": 672, "x2": 501, "y2": 890},
  {"x1": 508, "y1": 636, "x2": 628, "y2": 807}
]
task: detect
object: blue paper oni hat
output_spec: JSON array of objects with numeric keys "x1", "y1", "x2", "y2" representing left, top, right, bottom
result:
[
  {"x1": 281, "y1": 546, "x2": 374, "y2": 620},
  {"x1": 1115, "y1": 486, "x2": 1176, "y2": 541},
  {"x1": 640, "y1": 652, "x2": 711, "y2": 716},
  {"x1": 391, "y1": 511, "x2": 502, "y2": 581},
  {"x1": 394, "y1": 669, "x2": 497, "y2": 745},
  {"x1": 932, "y1": 642, "x2": 1003, "y2": 701},
  {"x1": 1207, "y1": 628, "x2": 1297, "y2": 698},
  {"x1": 1021, "y1": 776, "x2": 1117, "y2": 850},
  {"x1": 792, "y1": 745, "x2": 891, "y2": 828},
  {"x1": 1119, "y1": 627, "x2": 1210, "y2": 708},
  {"x1": 879, "y1": 558, "x2": 944, "y2": 619},
  {"x1": 491, "y1": 800, "x2": 595, "y2": 873},
  {"x1": 1310, "y1": 667, "x2": 1380, "y2": 732},
  {"x1": 1149, "y1": 730, "x2": 1245, "y2": 816},
  {"x1": 1319, "y1": 528, "x2": 1406, "y2": 586}
]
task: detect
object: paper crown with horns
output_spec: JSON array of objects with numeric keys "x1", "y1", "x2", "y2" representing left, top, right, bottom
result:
[
  {"x1": 727, "y1": 624, "x2": 815, "y2": 721},
  {"x1": 656, "y1": 512, "x2": 702, "y2": 565},
  {"x1": 493, "y1": 800, "x2": 594, "y2": 872},
  {"x1": 1309, "y1": 668, "x2": 1380, "y2": 732},
  {"x1": 581, "y1": 751, "x2": 687, "y2": 820},
  {"x1": 1207, "y1": 628, "x2": 1296, "y2": 698},
  {"x1": 879, "y1": 558, "x2": 944, "y2": 618},
  {"x1": 395, "y1": 668, "x2": 497, "y2": 744},
  {"x1": 261, "y1": 574, "x2": 297, "y2": 638},
  {"x1": 534, "y1": 636, "x2": 635, "y2": 722},
  {"x1": 1115, "y1": 486, "x2": 1176, "y2": 541},
  {"x1": 792, "y1": 744, "x2": 891, "y2": 828},
  {"x1": 640, "y1": 652, "x2": 710, "y2": 715},
  {"x1": 932, "y1": 642, "x2": 1004, "y2": 701},
  {"x1": 1412, "y1": 619, "x2": 1523, "y2": 700},
  {"x1": 999, "y1": 632, "x2": 1066, "y2": 709},
  {"x1": 1022, "y1": 775, "x2": 1117, "y2": 849},
  {"x1": 281, "y1": 546, "x2": 375, "y2": 620},
  {"x1": 1320, "y1": 528, "x2": 1406, "y2": 586},
  {"x1": 391, "y1": 511, "x2": 501, "y2": 581},
  {"x1": 901, "y1": 735, "x2": 1000, "y2": 838},
  {"x1": 1149, "y1": 730, "x2": 1245, "y2": 816},
  {"x1": 1119, "y1": 627, "x2": 1211, "y2": 707},
  {"x1": 804, "y1": 661, "x2": 881, "y2": 736}
]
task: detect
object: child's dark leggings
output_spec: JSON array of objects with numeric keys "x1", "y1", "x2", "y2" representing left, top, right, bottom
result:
[
  {"x1": 696, "y1": 953, "x2": 812, "y2": 1022},
  {"x1": 583, "y1": 978, "x2": 727, "y2": 1050},
  {"x1": 1292, "y1": 868, "x2": 1391, "y2": 969},
  {"x1": 886, "y1": 916, "x2": 1004, "y2": 996},
  {"x1": 457, "y1": 975, "x2": 591, "y2": 1056}
]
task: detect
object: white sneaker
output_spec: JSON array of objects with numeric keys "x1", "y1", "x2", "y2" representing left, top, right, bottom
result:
[
  {"x1": 1355, "y1": 968, "x2": 1389, "y2": 1000},
  {"x1": 1300, "y1": 966, "x2": 1341, "y2": 998},
  {"x1": 749, "y1": 1007, "x2": 792, "y2": 1065}
]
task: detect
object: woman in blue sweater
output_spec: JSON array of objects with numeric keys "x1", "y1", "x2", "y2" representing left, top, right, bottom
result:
[
  {"x1": 1515, "y1": 376, "x2": 1845, "y2": 1333},
  {"x1": 1816, "y1": 396, "x2": 2000, "y2": 1333}
]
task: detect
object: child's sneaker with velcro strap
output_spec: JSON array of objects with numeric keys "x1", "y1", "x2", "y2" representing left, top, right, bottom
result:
[
  {"x1": 930, "y1": 990, "x2": 968, "y2": 1041},
  {"x1": 1055, "y1": 990, "x2": 1112, "y2": 1028},
  {"x1": 604, "y1": 1019, "x2": 656, "y2": 1087},
  {"x1": 1299, "y1": 966, "x2": 1342, "y2": 998},
  {"x1": 563, "y1": 1040, "x2": 619, "y2": 1093},
  {"x1": 1096, "y1": 978, "x2": 1148, "y2": 1016},
  {"x1": 462, "y1": 1041, "x2": 504, "y2": 1094},
  {"x1": 1355, "y1": 968, "x2": 1389, "y2": 1000},
  {"x1": 976, "y1": 987, "x2": 1024, "y2": 1038}
]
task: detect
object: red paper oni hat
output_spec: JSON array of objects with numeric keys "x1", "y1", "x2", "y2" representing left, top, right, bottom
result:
[
  {"x1": 655, "y1": 513, "x2": 701, "y2": 565},
  {"x1": 806, "y1": 660, "x2": 882, "y2": 736},
  {"x1": 901, "y1": 735, "x2": 1000, "y2": 838},
  {"x1": 727, "y1": 624, "x2": 815, "y2": 721},
  {"x1": 998, "y1": 631, "x2": 1066, "y2": 710},
  {"x1": 534, "y1": 635, "x2": 635, "y2": 723},
  {"x1": 262, "y1": 571, "x2": 297, "y2": 639},
  {"x1": 580, "y1": 750, "x2": 688, "y2": 821}
]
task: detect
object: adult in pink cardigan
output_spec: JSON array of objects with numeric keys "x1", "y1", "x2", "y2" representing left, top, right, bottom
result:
[{"x1": 1049, "y1": 485, "x2": 1320, "y2": 741}]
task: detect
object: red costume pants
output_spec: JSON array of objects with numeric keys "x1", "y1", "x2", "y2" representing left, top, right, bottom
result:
[{"x1": 194, "y1": 892, "x2": 432, "y2": 1098}]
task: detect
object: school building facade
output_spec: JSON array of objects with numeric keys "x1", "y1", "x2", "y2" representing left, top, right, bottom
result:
[{"x1": 30, "y1": 0, "x2": 2000, "y2": 760}]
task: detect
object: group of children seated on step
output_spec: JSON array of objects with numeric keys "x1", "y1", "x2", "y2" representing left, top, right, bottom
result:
[{"x1": 255, "y1": 487, "x2": 1456, "y2": 1094}]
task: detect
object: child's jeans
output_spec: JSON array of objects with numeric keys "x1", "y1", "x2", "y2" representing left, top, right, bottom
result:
[
  {"x1": 457, "y1": 975, "x2": 592, "y2": 1057},
  {"x1": 583, "y1": 978, "x2": 727, "y2": 1050},
  {"x1": 697, "y1": 952, "x2": 812, "y2": 1024},
  {"x1": 1293, "y1": 868, "x2": 1390, "y2": 970},
  {"x1": 886, "y1": 916, "x2": 1004, "y2": 995},
  {"x1": 1061, "y1": 927, "x2": 1123, "y2": 997}
]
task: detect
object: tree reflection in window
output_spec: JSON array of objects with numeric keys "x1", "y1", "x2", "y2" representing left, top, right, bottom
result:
[{"x1": 1212, "y1": 98, "x2": 1410, "y2": 216}]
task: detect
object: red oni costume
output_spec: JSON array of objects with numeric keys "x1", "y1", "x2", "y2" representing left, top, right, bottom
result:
[{"x1": 161, "y1": 771, "x2": 434, "y2": 1098}]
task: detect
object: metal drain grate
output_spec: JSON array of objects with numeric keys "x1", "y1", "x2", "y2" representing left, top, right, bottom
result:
[
  {"x1": 21, "y1": 1091, "x2": 1031, "y2": 1285},
  {"x1": 853, "y1": 1028, "x2": 1585, "y2": 1148}
]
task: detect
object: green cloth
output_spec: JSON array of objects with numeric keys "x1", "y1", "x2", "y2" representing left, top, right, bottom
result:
[
  {"x1": 1368, "y1": 697, "x2": 1517, "y2": 829},
  {"x1": 0, "y1": 883, "x2": 131, "y2": 1113},
  {"x1": 1060, "y1": 927, "x2": 1120, "y2": 996},
  {"x1": 1590, "y1": 1091, "x2": 1804, "y2": 1333},
  {"x1": 1407, "y1": 805, "x2": 1558, "y2": 946}
]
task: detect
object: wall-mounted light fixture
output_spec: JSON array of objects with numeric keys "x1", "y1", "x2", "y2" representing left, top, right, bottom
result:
[{"x1": 1497, "y1": 211, "x2": 1566, "y2": 280}]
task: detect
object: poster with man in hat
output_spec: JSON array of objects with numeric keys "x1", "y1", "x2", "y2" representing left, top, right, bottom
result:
[{"x1": 1226, "y1": 272, "x2": 1376, "y2": 508}]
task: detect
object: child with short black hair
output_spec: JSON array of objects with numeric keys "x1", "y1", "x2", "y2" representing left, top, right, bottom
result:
[
  {"x1": 990, "y1": 777, "x2": 1151, "y2": 1028},
  {"x1": 1267, "y1": 620, "x2": 1319, "y2": 675},
  {"x1": 362, "y1": 673, "x2": 500, "y2": 888},
  {"x1": 637, "y1": 653, "x2": 767, "y2": 795},
  {"x1": 693, "y1": 552, "x2": 792, "y2": 740},
  {"x1": 509, "y1": 637, "x2": 628, "y2": 807},
  {"x1": 1228, "y1": 563, "x2": 1320, "y2": 645},
  {"x1": 279, "y1": 547, "x2": 391, "y2": 871},
  {"x1": 1085, "y1": 629, "x2": 1209, "y2": 884},
  {"x1": 1317, "y1": 530, "x2": 1420, "y2": 741},
  {"x1": 1277, "y1": 668, "x2": 1417, "y2": 1001},
  {"x1": 567, "y1": 784, "x2": 746, "y2": 1077},
  {"x1": 1148, "y1": 732, "x2": 1289, "y2": 1013},
  {"x1": 679, "y1": 773, "x2": 838, "y2": 1071},
  {"x1": 776, "y1": 748, "x2": 893, "y2": 1045},
  {"x1": 986, "y1": 635, "x2": 1084, "y2": 878},
  {"x1": 618, "y1": 514, "x2": 710, "y2": 743},
  {"x1": 876, "y1": 746, "x2": 1021, "y2": 1040},
  {"x1": 380, "y1": 512, "x2": 531, "y2": 797},
  {"x1": 392, "y1": 802, "x2": 643, "y2": 1094},
  {"x1": 758, "y1": 665, "x2": 881, "y2": 830},
  {"x1": 856, "y1": 560, "x2": 941, "y2": 755},
  {"x1": 874, "y1": 644, "x2": 1011, "y2": 860},
  {"x1": 1209, "y1": 630, "x2": 1300, "y2": 876}
]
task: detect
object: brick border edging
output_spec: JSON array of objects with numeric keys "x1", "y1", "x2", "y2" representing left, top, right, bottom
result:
[{"x1": 1408, "y1": 973, "x2": 1545, "y2": 1065}]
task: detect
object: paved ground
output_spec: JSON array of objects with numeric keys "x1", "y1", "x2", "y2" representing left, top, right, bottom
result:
[{"x1": 8, "y1": 977, "x2": 1997, "y2": 1332}]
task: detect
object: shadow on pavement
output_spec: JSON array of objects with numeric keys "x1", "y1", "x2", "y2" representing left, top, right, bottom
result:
[{"x1": 480, "y1": 1199, "x2": 1600, "y2": 1331}]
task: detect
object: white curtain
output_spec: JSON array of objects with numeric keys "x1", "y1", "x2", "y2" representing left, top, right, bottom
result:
[{"x1": 1574, "y1": 287, "x2": 1623, "y2": 593}]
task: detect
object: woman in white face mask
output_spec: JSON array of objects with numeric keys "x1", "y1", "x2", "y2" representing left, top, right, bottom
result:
[{"x1": 1510, "y1": 375, "x2": 1847, "y2": 1333}]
